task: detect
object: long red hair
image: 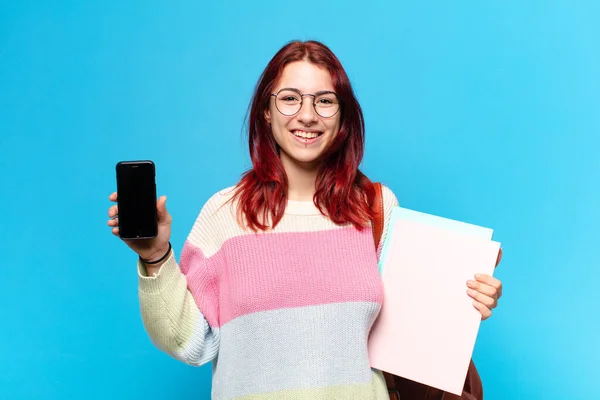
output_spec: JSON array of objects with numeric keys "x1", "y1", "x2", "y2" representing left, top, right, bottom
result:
[{"x1": 232, "y1": 40, "x2": 378, "y2": 231}]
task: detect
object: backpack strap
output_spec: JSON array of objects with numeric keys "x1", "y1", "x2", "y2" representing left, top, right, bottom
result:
[{"x1": 371, "y1": 182, "x2": 384, "y2": 250}]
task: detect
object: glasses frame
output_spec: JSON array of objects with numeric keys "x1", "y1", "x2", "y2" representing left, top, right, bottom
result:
[{"x1": 270, "y1": 88, "x2": 341, "y2": 118}]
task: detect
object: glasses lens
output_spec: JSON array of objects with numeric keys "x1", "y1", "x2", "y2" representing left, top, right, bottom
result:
[
  {"x1": 314, "y1": 92, "x2": 339, "y2": 117},
  {"x1": 275, "y1": 90, "x2": 302, "y2": 116}
]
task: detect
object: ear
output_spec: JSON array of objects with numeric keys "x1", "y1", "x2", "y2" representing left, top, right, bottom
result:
[{"x1": 264, "y1": 108, "x2": 271, "y2": 124}]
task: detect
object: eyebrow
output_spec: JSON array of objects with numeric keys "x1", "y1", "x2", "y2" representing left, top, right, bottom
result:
[{"x1": 278, "y1": 87, "x2": 337, "y2": 95}]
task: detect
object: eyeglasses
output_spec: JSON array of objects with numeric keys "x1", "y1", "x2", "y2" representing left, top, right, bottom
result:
[{"x1": 270, "y1": 88, "x2": 341, "y2": 118}]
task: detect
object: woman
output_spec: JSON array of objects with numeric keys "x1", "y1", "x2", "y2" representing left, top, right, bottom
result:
[{"x1": 107, "y1": 40, "x2": 503, "y2": 400}]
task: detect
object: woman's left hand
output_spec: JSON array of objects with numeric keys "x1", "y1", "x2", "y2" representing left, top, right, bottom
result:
[{"x1": 467, "y1": 248, "x2": 503, "y2": 320}]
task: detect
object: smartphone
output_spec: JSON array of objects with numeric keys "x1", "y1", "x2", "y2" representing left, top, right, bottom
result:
[{"x1": 115, "y1": 160, "x2": 158, "y2": 239}]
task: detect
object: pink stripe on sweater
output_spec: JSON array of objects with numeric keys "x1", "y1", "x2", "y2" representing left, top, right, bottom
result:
[
  {"x1": 181, "y1": 226, "x2": 383, "y2": 328},
  {"x1": 180, "y1": 243, "x2": 223, "y2": 328}
]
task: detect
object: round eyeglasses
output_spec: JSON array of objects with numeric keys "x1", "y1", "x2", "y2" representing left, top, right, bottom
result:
[{"x1": 270, "y1": 88, "x2": 341, "y2": 118}]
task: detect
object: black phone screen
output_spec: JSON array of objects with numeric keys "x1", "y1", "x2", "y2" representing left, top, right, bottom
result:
[{"x1": 115, "y1": 161, "x2": 158, "y2": 239}]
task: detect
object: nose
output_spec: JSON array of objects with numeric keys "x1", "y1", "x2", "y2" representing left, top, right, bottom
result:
[{"x1": 296, "y1": 96, "x2": 318, "y2": 125}]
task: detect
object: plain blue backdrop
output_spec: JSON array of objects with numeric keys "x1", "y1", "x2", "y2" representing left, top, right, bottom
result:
[{"x1": 1, "y1": 1, "x2": 598, "y2": 399}]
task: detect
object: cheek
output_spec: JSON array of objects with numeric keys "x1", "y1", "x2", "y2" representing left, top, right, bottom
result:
[
  {"x1": 271, "y1": 114, "x2": 293, "y2": 133},
  {"x1": 328, "y1": 117, "x2": 341, "y2": 137},
  {"x1": 269, "y1": 115, "x2": 293, "y2": 146}
]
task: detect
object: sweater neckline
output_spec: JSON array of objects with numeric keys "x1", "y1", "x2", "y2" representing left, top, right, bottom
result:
[{"x1": 285, "y1": 199, "x2": 322, "y2": 216}]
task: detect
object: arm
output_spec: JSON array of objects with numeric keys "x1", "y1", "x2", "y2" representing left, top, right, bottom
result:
[
  {"x1": 137, "y1": 249, "x2": 220, "y2": 367},
  {"x1": 136, "y1": 201, "x2": 224, "y2": 367}
]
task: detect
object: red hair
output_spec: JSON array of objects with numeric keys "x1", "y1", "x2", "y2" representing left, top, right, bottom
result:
[{"x1": 232, "y1": 40, "x2": 378, "y2": 231}]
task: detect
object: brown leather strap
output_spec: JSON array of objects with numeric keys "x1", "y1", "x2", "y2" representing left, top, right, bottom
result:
[
  {"x1": 372, "y1": 182, "x2": 384, "y2": 250},
  {"x1": 383, "y1": 371, "x2": 397, "y2": 390},
  {"x1": 385, "y1": 371, "x2": 401, "y2": 400}
]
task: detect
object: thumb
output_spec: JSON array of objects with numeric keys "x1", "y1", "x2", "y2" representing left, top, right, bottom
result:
[{"x1": 157, "y1": 195, "x2": 169, "y2": 219}]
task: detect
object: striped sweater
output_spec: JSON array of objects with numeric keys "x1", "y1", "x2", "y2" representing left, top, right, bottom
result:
[{"x1": 137, "y1": 185, "x2": 399, "y2": 400}]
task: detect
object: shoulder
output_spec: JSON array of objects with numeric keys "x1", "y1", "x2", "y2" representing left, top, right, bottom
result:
[
  {"x1": 380, "y1": 183, "x2": 399, "y2": 211},
  {"x1": 200, "y1": 185, "x2": 238, "y2": 215},
  {"x1": 192, "y1": 185, "x2": 242, "y2": 229},
  {"x1": 186, "y1": 185, "x2": 244, "y2": 253},
  {"x1": 376, "y1": 183, "x2": 400, "y2": 255}
]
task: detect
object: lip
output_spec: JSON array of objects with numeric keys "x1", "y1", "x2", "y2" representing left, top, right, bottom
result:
[
  {"x1": 291, "y1": 128, "x2": 321, "y2": 134},
  {"x1": 290, "y1": 130, "x2": 323, "y2": 145}
]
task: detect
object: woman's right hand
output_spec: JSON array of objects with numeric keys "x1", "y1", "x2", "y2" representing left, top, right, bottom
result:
[{"x1": 107, "y1": 192, "x2": 172, "y2": 263}]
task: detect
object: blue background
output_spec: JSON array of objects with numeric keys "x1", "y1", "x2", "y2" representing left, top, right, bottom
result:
[{"x1": 1, "y1": 1, "x2": 598, "y2": 399}]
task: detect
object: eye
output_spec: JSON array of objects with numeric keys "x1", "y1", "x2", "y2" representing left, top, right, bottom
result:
[
  {"x1": 277, "y1": 90, "x2": 302, "y2": 104},
  {"x1": 317, "y1": 98, "x2": 333, "y2": 104},
  {"x1": 315, "y1": 93, "x2": 337, "y2": 107}
]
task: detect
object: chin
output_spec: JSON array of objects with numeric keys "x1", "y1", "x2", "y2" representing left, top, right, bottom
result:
[
  {"x1": 291, "y1": 152, "x2": 323, "y2": 165},
  {"x1": 281, "y1": 148, "x2": 324, "y2": 167}
]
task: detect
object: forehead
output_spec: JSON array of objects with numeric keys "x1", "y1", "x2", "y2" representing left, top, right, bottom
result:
[{"x1": 275, "y1": 61, "x2": 334, "y2": 92}]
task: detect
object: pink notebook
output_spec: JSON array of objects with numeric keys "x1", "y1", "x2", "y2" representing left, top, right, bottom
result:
[{"x1": 368, "y1": 207, "x2": 501, "y2": 395}]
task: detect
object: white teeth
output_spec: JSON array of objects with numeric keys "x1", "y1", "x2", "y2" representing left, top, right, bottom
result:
[{"x1": 293, "y1": 130, "x2": 320, "y2": 139}]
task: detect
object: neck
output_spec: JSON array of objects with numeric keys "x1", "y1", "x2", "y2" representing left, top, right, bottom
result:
[{"x1": 281, "y1": 154, "x2": 319, "y2": 202}]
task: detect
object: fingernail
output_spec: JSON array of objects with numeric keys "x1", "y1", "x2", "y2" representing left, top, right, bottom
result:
[
  {"x1": 467, "y1": 289, "x2": 476, "y2": 296},
  {"x1": 475, "y1": 273, "x2": 482, "y2": 279},
  {"x1": 466, "y1": 280, "x2": 475, "y2": 287}
]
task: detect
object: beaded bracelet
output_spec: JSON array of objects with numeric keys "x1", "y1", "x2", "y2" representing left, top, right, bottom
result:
[{"x1": 140, "y1": 242, "x2": 172, "y2": 264}]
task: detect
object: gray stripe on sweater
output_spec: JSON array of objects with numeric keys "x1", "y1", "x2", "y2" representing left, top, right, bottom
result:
[
  {"x1": 172, "y1": 318, "x2": 220, "y2": 366},
  {"x1": 211, "y1": 301, "x2": 381, "y2": 399}
]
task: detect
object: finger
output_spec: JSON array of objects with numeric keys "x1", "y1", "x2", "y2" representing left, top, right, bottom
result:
[
  {"x1": 472, "y1": 300, "x2": 492, "y2": 320},
  {"x1": 112, "y1": 227, "x2": 120, "y2": 236},
  {"x1": 109, "y1": 192, "x2": 118, "y2": 202},
  {"x1": 466, "y1": 279, "x2": 498, "y2": 299},
  {"x1": 108, "y1": 217, "x2": 119, "y2": 227},
  {"x1": 475, "y1": 273, "x2": 502, "y2": 291},
  {"x1": 475, "y1": 273, "x2": 503, "y2": 299},
  {"x1": 495, "y1": 248, "x2": 503, "y2": 267},
  {"x1": 467, "y1": 288, "x2": 497, "y2": 309},
  {"x1": 157, "y1": 196, "x2": 169, "y2": 220},
  {"x1": 108, "y1": 205, "x2": 119, "y2": 218}
]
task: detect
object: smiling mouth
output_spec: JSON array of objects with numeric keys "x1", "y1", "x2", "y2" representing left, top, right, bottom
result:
[{"x1": 292, "y1": 130, "x2": 323, "y2": 140}]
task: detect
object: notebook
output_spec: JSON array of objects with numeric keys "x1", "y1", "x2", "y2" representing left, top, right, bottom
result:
[{"x1": 368, "y1": 207, "x2": 501, "y2": 395}]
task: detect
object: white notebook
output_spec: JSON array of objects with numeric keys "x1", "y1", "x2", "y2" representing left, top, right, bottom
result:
[{"x1": 369, "y1": 206, "x2": 500, "y2": 395}]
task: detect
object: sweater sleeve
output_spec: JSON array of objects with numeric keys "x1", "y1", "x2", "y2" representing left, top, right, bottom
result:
[
  {"x1": 376, "y1": 184, "x2": 400, "y2": 259},
  {"x1": 136, "y1": 193, "x2": 227, "y2": 367}
]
